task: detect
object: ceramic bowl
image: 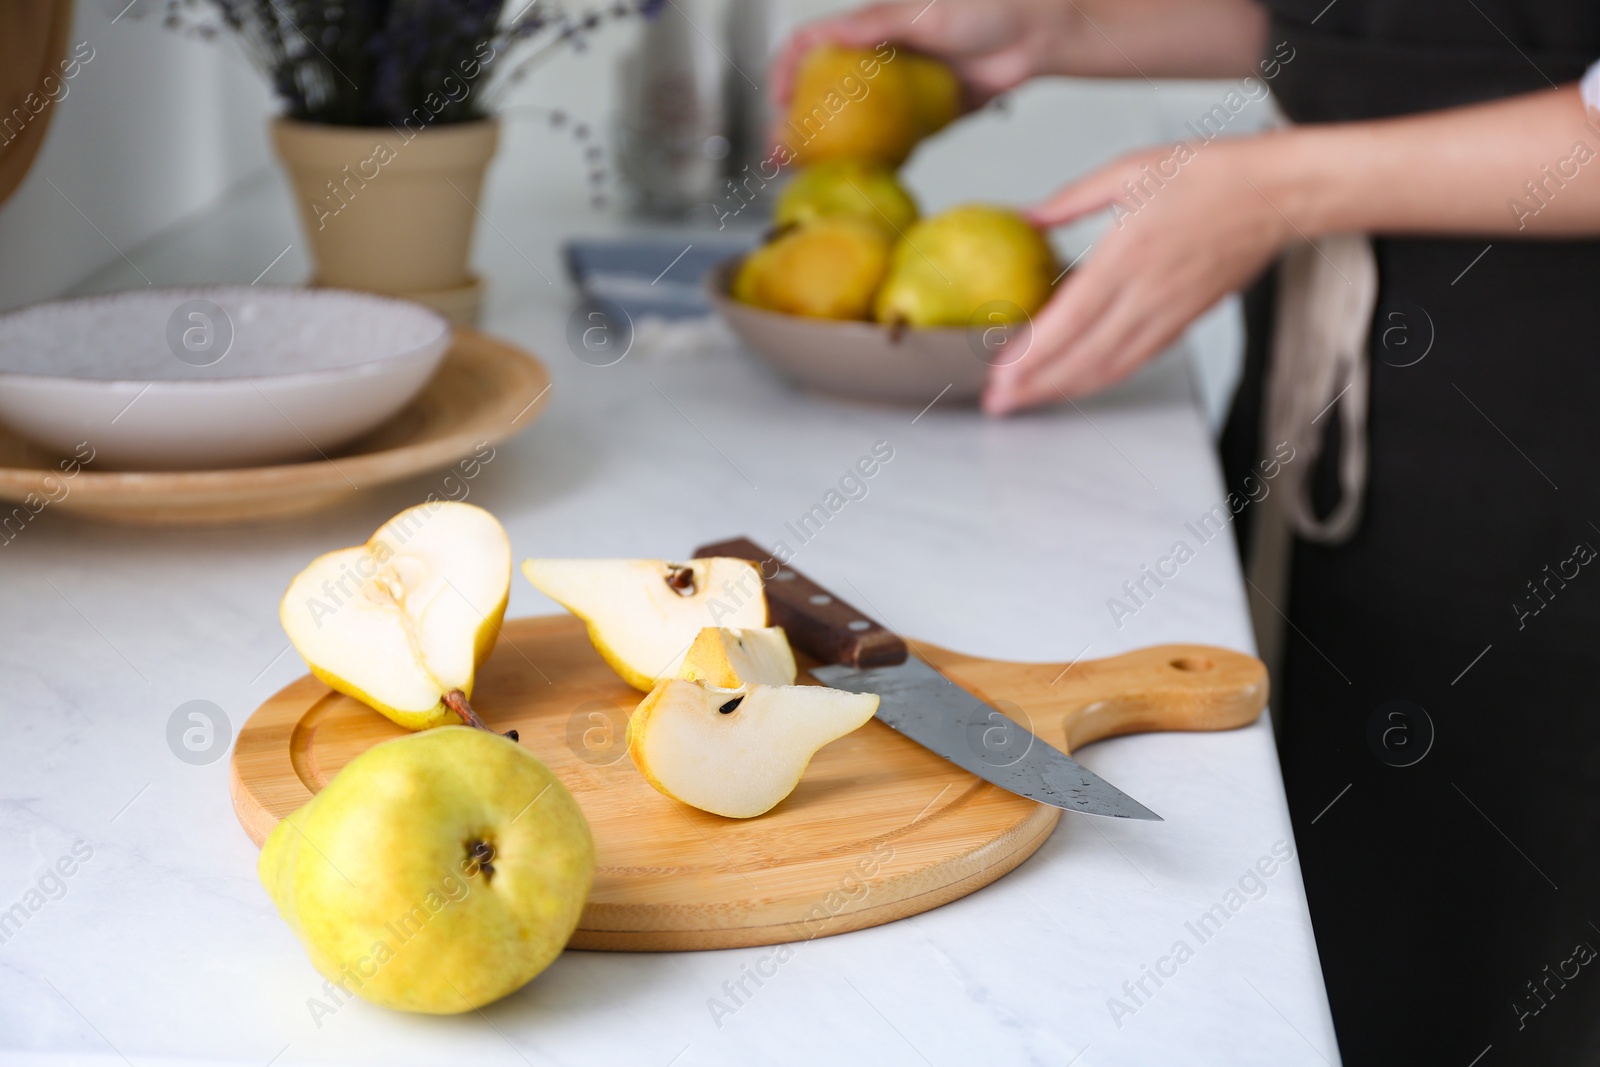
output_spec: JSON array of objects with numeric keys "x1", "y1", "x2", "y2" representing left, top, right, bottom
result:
[
  {"x1": 705, "y1": 259, "x2": 998, "y2": 405},
  {"x1": 0, "y1": 287, "x2": 451, "y2": 470}
]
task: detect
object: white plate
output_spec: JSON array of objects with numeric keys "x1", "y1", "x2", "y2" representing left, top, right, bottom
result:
[{"x1": 0, "y1": 287, "x2": 451, "y2": 470}]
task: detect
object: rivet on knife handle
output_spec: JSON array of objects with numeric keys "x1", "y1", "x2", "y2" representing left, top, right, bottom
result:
[{"x1": 692, "y1": 537, "x2": 908, "y2": 668}]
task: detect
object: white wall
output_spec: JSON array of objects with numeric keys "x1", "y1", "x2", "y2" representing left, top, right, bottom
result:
[{"x1": 0, "y1": 0, "x2": 275, "y2": 313}]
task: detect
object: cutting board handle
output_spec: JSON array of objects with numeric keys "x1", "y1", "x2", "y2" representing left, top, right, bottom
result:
[
  {"x1": 693, "y1": 536, "x2": 908, "y2": 667},
  {"x1": 923, "y1": 643, "x2": 1269, "y2": 753}
]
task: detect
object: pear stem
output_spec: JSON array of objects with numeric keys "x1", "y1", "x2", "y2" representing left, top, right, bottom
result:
[{"x1": 443, "y1": 689, "x2": 519, "y2": 743}]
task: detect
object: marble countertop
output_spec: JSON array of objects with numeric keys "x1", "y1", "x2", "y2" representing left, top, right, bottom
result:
[{"x1": 1, "y1": 96, "x2": 1335, "y2": 1067}]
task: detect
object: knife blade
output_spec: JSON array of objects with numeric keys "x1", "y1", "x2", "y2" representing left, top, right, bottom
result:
[
  {"x1": 810, "y1": 657, "x2": 1161, "y2": 820},
  {"x1": 692, "y1": 538, "x2": 1162, "y2": 821}
]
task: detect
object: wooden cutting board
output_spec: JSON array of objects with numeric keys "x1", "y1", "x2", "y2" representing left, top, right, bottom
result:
[{"x1": 231, "y1": 615, "x2": 1267, "y2": 951}]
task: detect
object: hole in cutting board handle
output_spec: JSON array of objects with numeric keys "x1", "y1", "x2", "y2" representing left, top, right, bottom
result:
[{"x1": 1169, "y1": 656, "x2": 1214, "y2": 672}]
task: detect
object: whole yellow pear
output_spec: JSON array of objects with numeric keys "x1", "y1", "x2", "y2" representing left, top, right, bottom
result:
[
  {"x1": 874, "y1": 205, "x2": 1058, "y2": 328},
  {"x1": 259, "y1": 727, "x2": 594, "y2": 1014},
  {"x1": 781, "y1": 45, "x2": 958, "y2": 167},
  {"x1": 734, "y1": 218, "x2": 893, "y2": 320},
  {"x1": 774, "y1": 160, "x2": 919, "y2": 235}
]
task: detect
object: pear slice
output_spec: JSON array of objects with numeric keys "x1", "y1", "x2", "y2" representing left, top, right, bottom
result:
[
  {"x1": 522, "y1": 558, "x2": 767, "y2": 691},
  {"x1": 281, "y1": 502, "x2": 511, "y2": 731},
  {"x1": 679, "y1": 626, "x2": 796, "y2": 688},
  {"x1": 627, "y1": 679, "x2": 879, "y2": 818}
]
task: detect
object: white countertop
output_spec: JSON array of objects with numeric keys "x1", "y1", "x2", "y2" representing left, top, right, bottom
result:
[{"x1": 1, "y1": 69, "x2": 1333, "y2": 1067}]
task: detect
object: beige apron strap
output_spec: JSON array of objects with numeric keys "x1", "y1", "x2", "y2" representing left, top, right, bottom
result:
[{"x1": 1246, "y1": 233, "x2": 1378, "y2": 692}]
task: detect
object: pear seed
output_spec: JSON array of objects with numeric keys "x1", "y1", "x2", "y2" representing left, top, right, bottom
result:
[
  {"x1": 718, "y1": 696, "x2": 744, "y2": 714},
  {"x1": 665, "y1": 565, "x2": 697, "y2": 596}
]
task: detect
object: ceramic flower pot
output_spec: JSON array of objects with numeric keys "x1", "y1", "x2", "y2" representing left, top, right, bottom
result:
[{"x1": 271, "y1": 117, "x2": 499, "y2": 322}]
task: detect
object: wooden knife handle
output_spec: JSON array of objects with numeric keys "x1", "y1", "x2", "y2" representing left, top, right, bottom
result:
[{"x1": 692, "y1": 537, "x2": 908, "y2": 668}]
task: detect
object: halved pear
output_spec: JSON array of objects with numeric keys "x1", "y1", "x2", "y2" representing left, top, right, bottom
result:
[
  {"x1": 522, "y1": 558, "x2": 767, "y2": 691},
  {"x1": 281, "y1": 502, "x2": 511, "y2": 730},
  {"x1": 679, "y1": 626, "x2": 796, "y2": 688},
  {"x1": 627, "y1": 679, "x2": 879, "y2": 818}
]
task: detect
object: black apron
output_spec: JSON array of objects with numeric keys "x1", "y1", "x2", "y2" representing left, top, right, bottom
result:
[{"x1": 1221, "y1": 3, "x2": 1600, "y2": 1063}]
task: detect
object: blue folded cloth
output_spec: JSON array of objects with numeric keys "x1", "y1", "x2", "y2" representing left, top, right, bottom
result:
[{"x1": 563, "y1": 236, "x2": 755, "y2": 320}]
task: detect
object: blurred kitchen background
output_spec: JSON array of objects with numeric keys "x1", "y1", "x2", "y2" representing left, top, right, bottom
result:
[{"x1": 0, "y1": 0, "x2": 1279, "y2": 428}]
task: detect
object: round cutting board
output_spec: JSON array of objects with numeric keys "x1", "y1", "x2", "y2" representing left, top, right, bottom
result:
[{"x1": 231, "y1": 616, "x2": 1267, "y2": 951}]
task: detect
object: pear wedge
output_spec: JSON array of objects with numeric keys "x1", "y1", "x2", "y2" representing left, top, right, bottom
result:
[
  {"x1": 280, "y1": 502, "x2": 511, "y2": 731},
  {"x1": 678, "y1": 626, "x2": 797, "y2": 688},
  {"x1": 627, "y1": 679, "x2": 879, "y2": 818},
  {"x1": 523, "y1": 557, "x2": 768, "y2": 691}
]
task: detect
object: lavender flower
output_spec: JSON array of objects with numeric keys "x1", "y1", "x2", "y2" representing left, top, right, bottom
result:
[{"x1": 154, "y1": 0, "x2": 662, "y2": 127}]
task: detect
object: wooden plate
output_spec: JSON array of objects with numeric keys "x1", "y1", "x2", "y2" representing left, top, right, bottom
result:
[
  {"x1": 0, "y1": 328, "x2": 548, "y2": 525},
  {"x1": 231, "y1": 615, "x2": 1268, "y2": 951}
]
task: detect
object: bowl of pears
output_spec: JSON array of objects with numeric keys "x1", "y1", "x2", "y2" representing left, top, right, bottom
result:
[{"x1": 710, "y1": 46, "x2": 1063, "y2": 405}]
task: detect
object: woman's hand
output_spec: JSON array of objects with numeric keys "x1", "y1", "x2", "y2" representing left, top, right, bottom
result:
[
  {"x1": 770, "y1": 0, "x2": 1076, "y2": 112},
  {"x1": 986, "y1": 80, "x2": 1600, "y2": 414},
  {"x1": 984, "y1": 135, "x2": 1298, "y2": 415}
]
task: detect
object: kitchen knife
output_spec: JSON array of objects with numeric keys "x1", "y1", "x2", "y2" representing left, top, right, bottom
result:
[{"x1": 692, "y1": 538, "x2": 1162, "y2": 821}]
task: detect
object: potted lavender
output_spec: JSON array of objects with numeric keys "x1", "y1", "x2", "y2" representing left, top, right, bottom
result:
[{"x1": 156, "y1": 1, "x2": 659, "y2": 320}]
